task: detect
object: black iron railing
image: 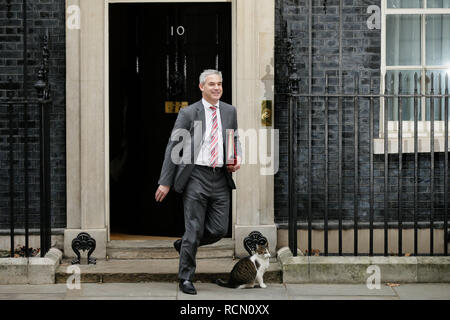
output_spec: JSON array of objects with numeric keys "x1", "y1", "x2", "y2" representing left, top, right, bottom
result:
[
  {"x1": 285, "y1": 71, "x2": 449, "y2": 257},
  {"x1": 1, "y1": 0, "x2": 52, "y2": 258},
  {"x1": 2, "y1": 97, "x2": 52, "y2": 258},
  {"x1": 280, "y1": 0, "x2": 449, "y2": 257}
]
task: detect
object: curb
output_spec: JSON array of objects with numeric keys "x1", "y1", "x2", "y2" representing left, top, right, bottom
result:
[
  {"x1": 277, "y1": 247, "x2": 450, "y2": 284},
  {"x1": 0, "y1": 248, "x2": 63, "y2": 285},
  {"x1": 55, "y1": 262, "x2": 283, "y2": 284}
]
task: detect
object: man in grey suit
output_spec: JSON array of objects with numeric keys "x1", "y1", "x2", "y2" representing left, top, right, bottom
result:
[{"x1": 155, "y1": 70, "x2": 241, "y2": 295}]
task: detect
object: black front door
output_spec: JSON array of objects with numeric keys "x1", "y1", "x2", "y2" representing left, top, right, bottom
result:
[{"x1": 109, "y1": 3, "x2": 232, "y2": 237}]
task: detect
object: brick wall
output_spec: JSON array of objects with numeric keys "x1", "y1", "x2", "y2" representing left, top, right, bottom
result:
[
  {"x1": 0, "y1": 0, "x2": 66, "y2": 229},
  {"x1": 274, "y1": 0, "x2": 448, "y2": 227}
]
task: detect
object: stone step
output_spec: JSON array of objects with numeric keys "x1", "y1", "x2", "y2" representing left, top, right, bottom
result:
[
  {"x1": 106, "y1": 238, "x2": 234, "y2": 259},
  {"x1": 56, "y1": 258, "x2": 282, "y2": 284}
]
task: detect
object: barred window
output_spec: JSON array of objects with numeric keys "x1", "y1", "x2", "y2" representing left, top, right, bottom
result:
[{"x1": 382, "y1": 0, "x2": 450, "y2": 132}]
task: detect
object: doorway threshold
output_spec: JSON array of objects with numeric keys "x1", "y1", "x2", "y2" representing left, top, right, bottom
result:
[
  {"x1": 107, "y1": 237, "x2": 234, "y2": 260},
  {"x1": 110, "y1": 233, "x2": 179, "y2": 241}
]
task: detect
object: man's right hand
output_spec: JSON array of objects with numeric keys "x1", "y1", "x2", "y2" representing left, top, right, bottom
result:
[{"x1": 155, "y1": 185, "x2": 171, "y2": 202}]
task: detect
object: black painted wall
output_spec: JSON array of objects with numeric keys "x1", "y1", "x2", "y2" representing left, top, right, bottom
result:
[
  {"x1": 274, "y1": 0, "x2": 449, "y2": 227},
  {"x1": 0, "y1": 0, "x2": 66, "y2": 230}
]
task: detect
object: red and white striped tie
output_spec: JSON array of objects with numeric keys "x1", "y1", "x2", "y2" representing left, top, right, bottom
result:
[{"x1": 209, "y1": 106, "x2": 219, "y2": 168}]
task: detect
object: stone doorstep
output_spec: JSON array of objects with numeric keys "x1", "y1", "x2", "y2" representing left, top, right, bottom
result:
[
  {"x1": 55, "y1": 258, "x2": 283, "y2": 284},
  {"x1": 277, "y1": 247, "x2": 450, "y2": 284},
  {"x1": 107, "y1": 238, "x2": 234, "y2": 249},
  {"x1": 0, "y1": 248, "x2": 63, "y2": 285},
  {"x1": 106, "y1": 239, "x2": 234, "y2": 260}
]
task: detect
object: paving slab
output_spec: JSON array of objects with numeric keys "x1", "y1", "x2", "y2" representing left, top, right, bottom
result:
[
  {"x1": 65, "y1": 296, "x2": 177, "y2": 300},
  {"x1": 0, "y1": 284, "x2": 68, "y2": 294},
  {"x1": 0, "y1": 282, "x2": 449, "y2": 300},
  {"x1": 0, "y1": 293, "x2": 66, "y2": 300},
  {"x1": 65, "y1": 282, "x2": 178, "y2": 298},
  {"x1": 289, "y1": 295, "x2": 400, "y2": 300},
  {"x1": 391, "y1": 284, "x2": 450, "y2": 300},
  {"x1": 177, "y1": 283, "x2": 289, "y2": 300},
  {"x1": 285, "y1": 284, "x2": 397, "y2": 297}
]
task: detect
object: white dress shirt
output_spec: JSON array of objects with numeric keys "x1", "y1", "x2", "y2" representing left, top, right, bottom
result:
[{"x1": 195, "y1": 98, "x2": 224, "y2": 167}]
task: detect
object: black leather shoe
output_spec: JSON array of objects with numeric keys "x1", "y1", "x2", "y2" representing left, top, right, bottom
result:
[
  {"x1": 179, "y1": 279, "x2": 197, "y2": 295},
  {"x1": 174, "y1": 239, "x2": 182, "y2": 254}
]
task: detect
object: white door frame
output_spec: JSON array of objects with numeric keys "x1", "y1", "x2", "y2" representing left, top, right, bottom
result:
[
  {"x1": 104, "y1": 0, "x2": 236, "y2": 242},
  {"x1": 64, "y1": 0, "x2": 276, "y2": 259}
]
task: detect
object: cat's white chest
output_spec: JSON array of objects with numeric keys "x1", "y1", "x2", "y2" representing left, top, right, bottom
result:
[{"x1": 250, "y1": 255, "x2": 270, "y2": 271}]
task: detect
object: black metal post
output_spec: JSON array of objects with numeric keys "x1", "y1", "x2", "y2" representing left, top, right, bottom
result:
[
  {"x1": 287, "y1": 35, "x2": 298, "y2": 257},
  {"x1": 35, "y1": 34, "x2": 52, "y2": 257},
  {"x1": 338, "y1": 81, "x2": 343, "y2": 256},
  {"x1": 414, "y1": 73, "x2": 419, "y2": 256},
  {"x1": 338, "y1": 0, "x2": 343, "y2": 257},
  {"x1": 23, "y1": 0, "x2": 30, "y2": 257},
  {"x1": 307, "y1": 94, "x2": 312, "y2": 257},
  {"x1": 384, "y1": 74, "x2": 391, "y2": 256},
  {"x1": 324, "y1": 74, "x2": 329, "y2": 256},
  {"x1": 288, "y1": 95, "x2": 297, "y2": 256},
  {"x1": 430, "y1": 73, "x2": 435, "y2": 256},
  {"x1": 445, "y1": 74, "x2": 448, "y2": 256},
  {"x1": 8, "y1": 94, "x2": 15, "y2": 257},
  {"x1": 307, "y1": 0, "x2": 312, "y2": 257},
  {"x1": 369, "y1": 78, "x2": 374, "y2": 256},
  {"x1": 354, "y1": 74, "x2": 359, "y2": 256},
  {"x1": 398, "y1": 72, "x2": 403, "y2": 256},
  {"x1": 39, "y1": 100, "x2": 51, "y2": 257}
]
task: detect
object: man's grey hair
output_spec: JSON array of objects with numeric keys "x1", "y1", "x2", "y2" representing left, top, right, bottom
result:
[{"x1": 199, "y1": 69, "x2": 223, "y2": 85}]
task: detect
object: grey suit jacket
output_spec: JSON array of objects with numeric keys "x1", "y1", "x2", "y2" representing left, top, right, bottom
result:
[{"x1": 158, "y1": 100, "x2": 241, "y2": 193}]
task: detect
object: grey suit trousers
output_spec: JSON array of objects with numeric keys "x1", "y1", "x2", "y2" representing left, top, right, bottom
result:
[{"x1": 179, "y1": 165, "x2": 230, "y2": 281}]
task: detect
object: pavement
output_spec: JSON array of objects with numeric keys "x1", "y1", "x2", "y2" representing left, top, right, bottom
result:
[
  {"x1": 0, "y1": 282, "x2": 449, "y2": 300},
  {"x1": 55, "y1": 258, "x2": 282, "y2": 284}
]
